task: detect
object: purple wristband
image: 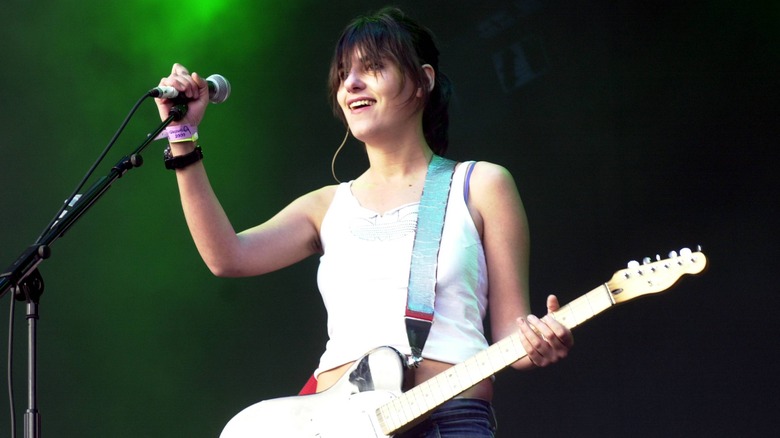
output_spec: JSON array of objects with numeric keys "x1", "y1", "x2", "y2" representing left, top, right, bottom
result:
[{"x1": 154, "y1": 124, "x2": 198, "y2": 142}]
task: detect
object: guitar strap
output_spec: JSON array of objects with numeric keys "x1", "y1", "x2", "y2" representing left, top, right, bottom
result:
[{"x1": 405, "y1": 154, "x2": 457, "y2": 367}]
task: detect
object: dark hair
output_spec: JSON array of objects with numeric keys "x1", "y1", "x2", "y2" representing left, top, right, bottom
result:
[{"x1": 328, "y1": 7, "x2": 452, "y2": 155}]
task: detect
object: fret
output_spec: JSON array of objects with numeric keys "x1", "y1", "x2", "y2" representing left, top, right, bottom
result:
[
  {"x1": 427, "y1": 374, "x2": 446, "y2": 405},
  {"x1": 462, "y1": 357, "x2": 484, "y2": 384},
  {"x1": 466, "y1": 353, "x2": 496, "y2": 382},
  {"x1": 568, "y1": 294, "x2": 593, "y2": 327},
  {"x1": 452, "y1": 363, "x2": 469, "y2": 393},
  {"x1": 392, "y1": 397, "x2": 409, "y2": 426},
  {"x1": 404, "y1": 391, "x2": 421, "y2": 420},
  {"x1": 554, "y1": 285, "x2": 614, "y2": 329},
  {"x1": 473, "y1": 350, "x2": 494, "y2": 377},
  {"x1": 400, "y1": 393, "x2": 415, "y2": 424},
  {"x1": 376, "y1": 403, "x2": 398, "y2": 435},
  {"x1": 552, "y1": 302, "x2": 576, "y2": 327},
  {"x1": 413, "y1": 381, "x2": 434, "y2": 412},
  {"x1": 588, "y1": 285, "x2": 615, "y2": 315},
  {"x1": 506, "y1": 332, "x2": 526, "y2": 364},
  {"x1": 410, "y1": 382, "x2": 433, "y2": 416},
  {"x1": 388, "y1": 399, "x2": 404, "y2": 428},
  {"x1": 494, "y1": 335, "x2": 515, "y2": 365}
]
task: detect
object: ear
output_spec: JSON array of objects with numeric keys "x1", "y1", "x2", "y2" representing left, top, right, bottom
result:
[{"x1": 416, "y1": 64, "x2": 436, "y2": 97}]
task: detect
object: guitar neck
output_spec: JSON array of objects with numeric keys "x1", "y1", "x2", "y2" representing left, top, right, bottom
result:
[{"x1": 376, "y1": 284, "x2": 615, "y2": 435}]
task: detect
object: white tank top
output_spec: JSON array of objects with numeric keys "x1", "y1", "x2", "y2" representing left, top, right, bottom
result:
[{"x1": 315, "y1": 161, "x2": 489, "y2": 376}]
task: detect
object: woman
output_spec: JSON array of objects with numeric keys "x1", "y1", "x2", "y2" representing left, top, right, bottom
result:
[{"x1": 155, "y1": 7, "x2": 573, "y2": 437}]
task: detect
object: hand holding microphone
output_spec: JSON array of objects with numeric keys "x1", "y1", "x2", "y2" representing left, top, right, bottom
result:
[
  {"x1": 150, "y1": 73, "x2": 231, "y2": 104},
  {"x1": 153, "y1": 63, "x2": 230, "y2": 127}
]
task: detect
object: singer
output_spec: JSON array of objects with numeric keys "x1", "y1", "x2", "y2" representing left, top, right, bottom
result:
[{"x1": 154, "y1": 7, "x2": 572, "y2": 437}]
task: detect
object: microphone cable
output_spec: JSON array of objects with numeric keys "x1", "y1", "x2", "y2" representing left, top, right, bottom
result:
[{"x1": 35, "y1": 93, "x2": 153, "y2": 244}]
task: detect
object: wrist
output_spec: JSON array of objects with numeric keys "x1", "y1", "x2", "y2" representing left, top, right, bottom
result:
[
  {"x1": 164, "y1": 144, "x2": 203, "y2": 170},
  {"x1": 168, "y1": 141, "x2": 198, "y2": 156}
]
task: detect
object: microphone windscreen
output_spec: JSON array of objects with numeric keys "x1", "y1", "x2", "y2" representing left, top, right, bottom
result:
[{"x1": 207, "y1": 74, "x2": 231, "y2": 104}]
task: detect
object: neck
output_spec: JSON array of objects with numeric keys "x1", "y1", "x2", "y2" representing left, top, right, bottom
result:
[
  {"x1": 362, "y1": 122, "x2": 432, "y2": 180},
  {"x1": 363, "y1": 143, "x2": 433, "y2": 183}
]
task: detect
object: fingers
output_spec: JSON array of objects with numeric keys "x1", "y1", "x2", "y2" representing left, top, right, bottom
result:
[
  {"x1": 154, "y1": 63, "x2": 210, "y2": 125},
  {"x1": 517, "y1": 316, "x2": 551, "y2": 367},
  {"x1": 518, "y1": 314, "x2": 572, "y2": 368},
  {"x1": 171, "y1": 62, "x2": 189, "y2": 75},
  {"x1": 158, "y1": 63, "x2": 204, "y2": 100},
  {"x1": 546, "y1": 294, "x2": 561, "y2": 313},
  {"x1": 544, "y1": 294, "x2": 574, "y2": 349}
]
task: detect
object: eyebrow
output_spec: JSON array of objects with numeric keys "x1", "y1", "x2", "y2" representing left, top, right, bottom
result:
[{"x1": 338, "y1": 53, "x2": 388, "y2": 71}]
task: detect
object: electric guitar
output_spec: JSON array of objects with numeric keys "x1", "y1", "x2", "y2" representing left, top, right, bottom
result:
[{"x1": 220, "y1": 248, "x2": 707, "y2": 437}]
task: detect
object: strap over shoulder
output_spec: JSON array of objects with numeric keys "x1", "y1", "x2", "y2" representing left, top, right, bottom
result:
[{"x1": 405, "y1": 154, "x2": 457, "y2": 366}]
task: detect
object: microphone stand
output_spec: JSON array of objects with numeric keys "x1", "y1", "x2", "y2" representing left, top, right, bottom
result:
[{"x1": 0, "y1": 102, "x2": 188, "y2": 438}]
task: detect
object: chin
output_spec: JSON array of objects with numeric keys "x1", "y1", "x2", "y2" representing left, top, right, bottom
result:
[{"x1": 346, "y1": 125, "x2": 375, "y2": 143}]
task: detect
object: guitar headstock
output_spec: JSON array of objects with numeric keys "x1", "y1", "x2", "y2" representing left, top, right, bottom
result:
[{"x1": 607, "y1": 247, "x2": 707, "y2": 304}]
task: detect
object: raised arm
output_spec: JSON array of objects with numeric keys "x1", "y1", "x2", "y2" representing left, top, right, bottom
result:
[{"x1": 154, "y1": 64, "x2": 331, "y2": 278}]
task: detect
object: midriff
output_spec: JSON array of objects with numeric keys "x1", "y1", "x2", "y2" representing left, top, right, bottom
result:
[{"x1": 315, "y1": 357, "x2": 494, "y2": 401}]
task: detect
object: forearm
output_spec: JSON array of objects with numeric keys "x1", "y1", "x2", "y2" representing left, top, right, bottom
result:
[{"x1": 169, "y1": 141, "x2": 242, "y2": 277}]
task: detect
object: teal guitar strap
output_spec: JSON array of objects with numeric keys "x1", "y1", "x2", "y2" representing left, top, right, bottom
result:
[{"x1": 405, "y1": 155, "x2": 457, "y2": 367}]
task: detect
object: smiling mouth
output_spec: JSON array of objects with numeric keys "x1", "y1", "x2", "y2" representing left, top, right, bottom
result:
[{"x1": 349, "y1": 99, "x2": 376, "y2": 110}]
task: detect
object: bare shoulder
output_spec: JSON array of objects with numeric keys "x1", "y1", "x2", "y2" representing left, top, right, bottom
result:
[
  {"x1": 265, "y1": 184, "x2": 339, "y2": 232},
  {"x1": 293, "y1": 184, "x2": 339, "y2": 224},
  {"x1": 308, "y1": 184, "x2": 339, "y2": 209},
  {"x1": 466, "y1": 161, "x2": 520, "y2": 203},
  {"x1": 463, "y1": 161, "x2": 525, "y2": 234}
]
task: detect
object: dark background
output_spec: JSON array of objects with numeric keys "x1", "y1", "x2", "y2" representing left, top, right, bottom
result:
[{"x1": 1, "y1": 0, "x2": 777, "y2": 436}]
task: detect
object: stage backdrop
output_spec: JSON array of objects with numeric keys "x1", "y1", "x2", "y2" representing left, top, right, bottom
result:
[{"x1": 1, "y1": 0, "x2": 776, "y2": 436}]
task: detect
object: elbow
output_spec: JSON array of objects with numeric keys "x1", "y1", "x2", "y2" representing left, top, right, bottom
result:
[
  {"x1": 208, "y1": 264, "x2": 236, "y2": 278},
  {"x1": 200, "y1": 241, "x2": 247, "y2": 278},
  {"x1": 204, "y1": 256, "x2": 243, "y2": 278},
  {"x1": 204, "y1": 254, "x2": 269, "y2": 278}
]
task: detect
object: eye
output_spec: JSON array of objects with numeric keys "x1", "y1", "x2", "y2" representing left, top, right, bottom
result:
[
  {"x1": 364, "y1": 60, "x2": 384, "y2": 72},
  {"x1": 336, "y1": 64, "x2": 347, "y2": 81}
]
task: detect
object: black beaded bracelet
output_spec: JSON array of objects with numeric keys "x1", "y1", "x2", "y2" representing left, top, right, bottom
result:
[{"x1": 164, "y1": 145, "x2": 203, "y2": 170}]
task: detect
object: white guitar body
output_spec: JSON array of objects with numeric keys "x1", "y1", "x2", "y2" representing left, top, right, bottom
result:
[{"x1": 220, "y1": 347, "x2": 407, "y2": 438}]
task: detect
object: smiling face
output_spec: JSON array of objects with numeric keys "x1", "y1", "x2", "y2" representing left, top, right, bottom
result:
[
  {"x1": 335, "y1": 51, "x2": 423, "y2": 145},
  {"x1": 327, "y1": 8, "x2": 450, "y2": 154}
]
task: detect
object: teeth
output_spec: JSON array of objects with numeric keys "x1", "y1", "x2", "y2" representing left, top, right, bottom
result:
[{"x1": 349, "y1": 99, "x2": 375, "y2": 109}]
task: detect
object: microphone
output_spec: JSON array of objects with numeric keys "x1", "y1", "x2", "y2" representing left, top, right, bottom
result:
[{"x1": 149, "y1": 74, "x2": 231, "y2": 104}]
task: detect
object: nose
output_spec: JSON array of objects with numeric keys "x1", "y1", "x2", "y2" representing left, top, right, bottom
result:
[{"x1": 343, "y1": 68, "x2": 365, "y2": 92}]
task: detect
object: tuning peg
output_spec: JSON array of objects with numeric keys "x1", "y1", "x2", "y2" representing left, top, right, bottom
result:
[
  {"x1": 680, "y1": 247, "x2": 692, "y2": 257},
  {"x1": 656, "y1": 254, "x2": 661, "y2": 261},
  {"x1": 627, "y1": 260, "x2": 640, "y2": 269},
  {"x1": 642, "y1": 256, "x2": 652, "y2": 264},
  {"x1": 668, "y1": 250, "x2": 678, "y2": 258}
]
